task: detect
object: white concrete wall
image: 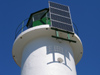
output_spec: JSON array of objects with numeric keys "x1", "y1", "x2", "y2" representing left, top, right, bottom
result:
[{"x1": 21, "y1": 36, "x2": 77, "y2": 75}]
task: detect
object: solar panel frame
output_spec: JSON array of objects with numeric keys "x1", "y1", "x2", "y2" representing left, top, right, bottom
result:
[
  {"x1": 49, "y1": 1, "x2": 74, "y2": 33},
  {"x1": 68, "y1": 5, "x2": 74, "y2": 33}
]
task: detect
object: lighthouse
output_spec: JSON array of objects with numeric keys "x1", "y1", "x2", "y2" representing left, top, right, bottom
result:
[{"x1": 12, "y1": 1, "x2": 83, "y2": 75}]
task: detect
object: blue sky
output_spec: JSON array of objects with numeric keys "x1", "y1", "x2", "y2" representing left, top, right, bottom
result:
[{"x1": 0, "y1": 0, "x2": 100, "y2": 75}]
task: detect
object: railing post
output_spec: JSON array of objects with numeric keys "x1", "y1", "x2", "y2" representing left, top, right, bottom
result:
[
  {"x1": 21, "y1": 21, "x2": 24, "y2": 32},
  {"x1": 67, "y1": 33, "x2": 70, "y2": 39},
  {"x1": 46, "y1": 13, "x2": 48, "y2": 24},
  {"x1": 56, "y1": 31, "x2": 59, "y2": 37},
  {"x1": 32, "y1": 16, "x2": 34, "y2": 27}
]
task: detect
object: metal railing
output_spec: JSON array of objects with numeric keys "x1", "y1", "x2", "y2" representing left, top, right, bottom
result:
[
  {"x1": 15, "y1": 18, "x2": 29, "y2": 39},
  {"x1": 15, "y1": 18, "x2": 79, "y2": 39},
  {"x1": 73, "y1": 22, "x2": 79, "y2": 36}
]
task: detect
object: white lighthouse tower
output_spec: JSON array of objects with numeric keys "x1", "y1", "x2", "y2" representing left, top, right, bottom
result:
[{"x1": 12, "y1": 1, "x2": 83, "y2": 75}]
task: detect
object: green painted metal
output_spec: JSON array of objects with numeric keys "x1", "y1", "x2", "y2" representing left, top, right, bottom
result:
[
  {"x1": 52, "y1": 35, "x2": 76, "y2": 43},
  {"x1": 26, "y1": 8, "x2": 49, "y2": 27},
  {"x1": 51, "y1": 28, "x2": 74, "y2": 35},
  {"x1": 67, "y1": 33, "x2": 70, "y2": 39},
  {"x1": 32, "y1": 17, "x2": 51, "y2": 27},
  {"x1": 56, "y1": 31, "x2": 59, "y2": 37}
]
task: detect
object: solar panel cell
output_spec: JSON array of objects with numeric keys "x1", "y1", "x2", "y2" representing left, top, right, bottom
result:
[
  {"x1": 52, "y1": 21, "x2": 73, "y2": 32},
  {"x1": 50, "y1": 7, "x2": 70, "y2": 18},
  {"x1": 51, "y1": 14, "x2": 71, "y2": 24},
  {"x1": 49, "y1": 2, "x2": 69, "y2": 11}
]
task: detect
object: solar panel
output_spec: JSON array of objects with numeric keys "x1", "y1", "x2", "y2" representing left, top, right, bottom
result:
[
  {"x1": 50, "y1": 7, "x2": 70, "y2": 18},
  {"x1": 52, "y1": 21, "x2": 73, "y2": 32},
  {"x1": 49, "y1": 1, "x2": 74, "y2": 32},
  {"x1": 51, "y1": 14, "x2": 71, "y2": 24},
  {"x1": 49, "y1": 1, "x2": 69, "y2": 11}
]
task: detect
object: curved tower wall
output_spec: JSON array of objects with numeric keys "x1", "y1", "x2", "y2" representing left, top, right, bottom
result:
[
  {"x1": 21, "y1": 37, "x2": 77, "y2": 75},
  {"x1": 12, "y1": 25, "x2": 83, "y2": 75}
]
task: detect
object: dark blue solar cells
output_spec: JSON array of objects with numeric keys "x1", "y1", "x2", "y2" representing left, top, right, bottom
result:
[
  {"x1": 49, "y1": 1, "x2": 73, "y2": 32},
  {"x1": 51, "y1": 14, "x2": 71, "y2": 24},
  {"x1": 49, "y1": 1, "x2": 69, "y2": 11},
  {"x1": 50, "y1": 7, "x2": 70, "y2": 18},
  {"x1": 51, "y1": 21, "x2": 73, "y2": 32}
]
